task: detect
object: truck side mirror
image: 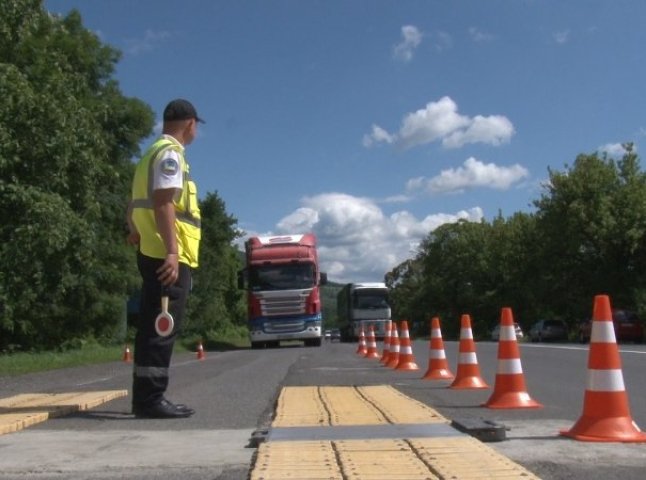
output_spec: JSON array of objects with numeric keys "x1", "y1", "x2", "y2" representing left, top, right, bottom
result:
[{"x1": 320, "y1": 272, "x2": 328, "y2": 285}]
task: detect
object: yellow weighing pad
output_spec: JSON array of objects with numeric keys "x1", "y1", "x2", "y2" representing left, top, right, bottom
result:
[
  {"x1": 0, "y1": 390, "x2": 128, "y2": 435},
  {"x1": 251, "y1": 385, "x2": 540, "y2": 480}
]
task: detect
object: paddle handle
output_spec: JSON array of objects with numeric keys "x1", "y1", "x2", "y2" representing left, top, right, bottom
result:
[{"x1": 161, "y1": 285, "x2": 171, "y2": 311}]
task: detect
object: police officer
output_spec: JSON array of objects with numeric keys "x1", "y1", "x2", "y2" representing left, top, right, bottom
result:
[{"x1": 127, "y1": 99, "x2": 203, "y2": 418}]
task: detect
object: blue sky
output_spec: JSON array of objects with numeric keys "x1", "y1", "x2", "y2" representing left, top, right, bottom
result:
[{"x1": 46, "y1": 0, "x2": 646, "y2": 283}]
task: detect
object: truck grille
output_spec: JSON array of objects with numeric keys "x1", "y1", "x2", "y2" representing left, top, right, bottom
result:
[{"x1": 257, "y1": 289, "x2": 311, "y2": 317}]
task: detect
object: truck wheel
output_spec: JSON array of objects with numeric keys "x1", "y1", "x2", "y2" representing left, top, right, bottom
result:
[
  {"x1": 305, "y1": 338, "x2": 322, "y2": 347},
  {"x1": 251, "y1": 341, "x2": 263, "y2": 349}
]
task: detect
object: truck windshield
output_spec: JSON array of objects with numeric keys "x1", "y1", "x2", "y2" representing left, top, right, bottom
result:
[
  {"x1": 353, "y1": 290, "x2": 389, "y2": 309},
  {"x1": 249, "y1": 264, "x2": 315, "y2": 291}
]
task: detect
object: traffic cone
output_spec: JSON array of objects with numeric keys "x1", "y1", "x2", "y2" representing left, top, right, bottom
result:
[
  {"x1": 363, "y1": 326, "x2": 381, "y2": 359},
  {"x1": 484, "y1": 307, "x2": 542, "y2": 408},
  {"x1": 395, "y1": 320, "x2": 419, "y2": 371},
  {"x1": 422, "y1": 317, "x2": 454, "y2": 380},
  {"x1": 122, "y1": 344, "x2": 132, "y2": 363},
  {"x1": 560, "y1": 295, "x2": 646, "y2": 442},
  {"x1": 386, "y1": 323, "x2": 400, "y2": 368},
  {"x1": 449, "y1": 314, "x2": 488, "y2": 389},
  {"x1": 356, "y1": 326, "x2": 367, "y2": 355},
  {"x1": 196, "y1": 340, "x2": 205, "y2": 360},
  {"x1": 379, "y1": 320, "x2": 392, "y2": 364}
]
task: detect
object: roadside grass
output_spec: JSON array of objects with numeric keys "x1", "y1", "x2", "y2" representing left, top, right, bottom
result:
[
  {"x1": 0, "y1": 334, "x2": 250, "y2": 377},
  {"x1": 0, "y1": 344, "x2": 130, "y2": 377}
]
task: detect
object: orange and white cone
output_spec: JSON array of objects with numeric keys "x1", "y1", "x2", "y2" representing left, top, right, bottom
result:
[
  {"x1": 196, "y1": 340, "x2": 205, "y2": 361},
  {"x1": 364, "y1": 326, "x2": 381, "y2": 359},
  {"x1": 561, "y1": 295, "x2": 646, "y2": 442},
  {"x1": 379, "y1": 320, "x2": 392, "y2": 364},
  {"x1": 122, "y1": 344, "x2": 132, "y2": 363},
  {"x1": 422, "y1": 317, "x2": 454, "y2": 380},
  {"x1": 449, "y1": 314, "x2": 488, "y2": 389},
  {"x1": 484, "y1": 307, "x2": 542, "y2": 408},
  {"x1": 386, "y1": 324, "x2": 401, "y2": 369},
  {"x1": 395, "y1": 320, "x2": 419, "y2": 371},
  {"x1": 356, "y1": 325, "x2": 367, "y2": 355}
]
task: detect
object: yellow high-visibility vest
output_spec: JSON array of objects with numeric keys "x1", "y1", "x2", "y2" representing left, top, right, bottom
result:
[{"x1": 131, "y1": 136, "x2": 201, "y2": 268}]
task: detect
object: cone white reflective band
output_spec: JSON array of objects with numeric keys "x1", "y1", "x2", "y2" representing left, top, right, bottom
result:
[
  {"x1": 459, "y1": 352, "x2": 478, "y2": 364},
  {"x1": 587, "y1": 369, "x2": 625, "y2": 392},
  {"x1": 400, "y1": 329, "x2": 410, "y2": 338},
  {"x1": 430, "y1": 350, "x2": 446, "y2": 359},
  {"x1": 431, "y1": 329, "x2": 442, "y2": 339},
  {"x1": 400, "y1": 345, "x2": 412, "y2": 354},
  {"x1": 460, "y1": 328, "x2": 473, "y2": 339},
  {"x1": 590, "y1": 321, "x2": 617, "y2": 343},
  {"x1": 500, "y1": 326, "x2": 517, "y2": 341},
  {"x1": 496, "y1": 358, "x2": 523, "y2": 374},
  {"x1": 391, "y1": 344, "x2": 400, "y2": 353}
]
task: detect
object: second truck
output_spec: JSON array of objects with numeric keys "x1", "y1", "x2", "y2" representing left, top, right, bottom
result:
[{"x1": 336, "y1": 282, "x2": 391, "y2": 342}]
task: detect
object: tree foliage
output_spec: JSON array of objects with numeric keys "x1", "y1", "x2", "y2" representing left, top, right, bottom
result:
[
  {"x1": 184, "y1": 192, "x2": 246, "y2": 337},
  {"x1": 0, "y1": 1, "x2": 242, "y2": 351},
  {"x1": 387, "y1": 146, "x2": 646, "y2": 339}
]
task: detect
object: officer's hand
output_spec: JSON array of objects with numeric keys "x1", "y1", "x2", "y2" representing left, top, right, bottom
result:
[
  {"x1": 126, "y1": 231, "x2": 140, "y2": 246},
  {"x1": 157, "y1": 253, "x2": 179, "y2": 286}
]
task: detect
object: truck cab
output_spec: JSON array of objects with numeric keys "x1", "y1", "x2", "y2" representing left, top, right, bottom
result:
[{"x1": 239, "y1": 234, "x2": 327, "y2": 348}]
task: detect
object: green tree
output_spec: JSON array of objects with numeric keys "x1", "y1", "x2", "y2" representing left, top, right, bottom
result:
[
  {"x1": 0, "y1": 1, "x2": 153, "y2": 350},
  {"x1": 534, "y1": 145, "x2": 646, "y2": 321},
  {"x1": 184, "y1": 192, "x2": 246, "y2": 338}
]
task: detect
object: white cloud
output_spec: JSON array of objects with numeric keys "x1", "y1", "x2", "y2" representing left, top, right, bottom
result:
[
  {"x1": 362, "y1": 124, "x2": 394, "y2": 147},
  {"x1": 251, "y1": 193, "x2": 484, "y2": 283},
  {"x1": 364, "y1": 96, "x2": 515, "y2": 150},
  {"x1": 393, "y1": 25, "x2": 422, "y2": 62},
  {"x1": 553, "y1": 30, "x2": 570, "y2": 44},
  {"x1": 468, "y1": 27, "x2": 493, "y2": 42},
  {"x1": 125, "y1": 29, "x2": 171, "y2": 55},
  {"x1": 407, "y1": 157, "x2": 529, "y2": 194},
  {"x1": 598, "y1": 143, "x2": 631, "y2": 158}
]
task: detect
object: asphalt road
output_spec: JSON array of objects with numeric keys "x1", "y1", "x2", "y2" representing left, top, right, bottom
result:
[{"x1": 1, "y1": 338, "x2": 645, "y2": 479}]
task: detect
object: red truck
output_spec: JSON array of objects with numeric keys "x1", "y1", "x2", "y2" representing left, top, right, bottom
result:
[{"x1": 238, "y1": 234, "x2": 327, "y2": 349}]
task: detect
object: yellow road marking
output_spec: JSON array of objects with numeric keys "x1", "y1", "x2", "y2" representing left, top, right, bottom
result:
[{"x1": 0, "y1": 390, "x2": 128, "y2": 435}]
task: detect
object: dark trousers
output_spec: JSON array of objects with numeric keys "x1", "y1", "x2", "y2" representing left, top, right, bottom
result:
[{"x1": 132, "y1": 252, "x2": 191, "y2": 408}]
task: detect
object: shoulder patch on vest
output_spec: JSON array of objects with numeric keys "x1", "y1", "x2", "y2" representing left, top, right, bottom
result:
[{"x1": 160, "y1": 158, "x2": 179, "y2": 176}]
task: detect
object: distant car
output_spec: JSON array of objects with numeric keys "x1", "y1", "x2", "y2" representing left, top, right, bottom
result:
[
  {"x1": 491, "y1": 323, "x2": 524, "y2": 341},
  {"x1": 529, "y1": 319, "x2": 568, "y2": 342},
  {"x1": 324, "y1": 329, "x2": 332, "y2": 340},
  {"x1": 330, "y1": 329, "x2": 341, "y2": 342},
  {"x1": 578, "y1": 310, "x2": 644, "y2": 343}
]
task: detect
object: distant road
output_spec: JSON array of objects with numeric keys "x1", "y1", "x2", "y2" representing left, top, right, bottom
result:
[{"x1": 1, "y1": 339, "x2": 645, "y2": 479}]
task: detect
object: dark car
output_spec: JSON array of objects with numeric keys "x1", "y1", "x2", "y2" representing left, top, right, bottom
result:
[
  {"x1": 529, "y1": 319, "x2": 568, "y2": 342},
  {"x1": 578, "y1": 309, "x2": 644, "y2": 343}
]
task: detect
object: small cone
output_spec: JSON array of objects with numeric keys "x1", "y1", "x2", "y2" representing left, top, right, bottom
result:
[
  {"x1": 363, "y1": 326, "x2": 381, "y2": 359},
  {"x1": 395, "y1": 320, "x2": 419, "y2": 371},
  {"x1": 561, "y1": 295, "x2": 646, "y2": 442},
  {"x1": 484, "y1": 307, "x2": 542, "y2": 408},
  {"x1": 386, "y1": 324, "x2": 400, "y2": 368},
  {"x1": 122, "y1": 344, "x2": 132, "y2": 363},
  {"x1": 422, "y1": 317, "x2": 454, "y2": 380},
  {"x1": 356, "y1": 326, "x2": 367, "y2": 355},
  {"x1": 379, "y1": 320, "x2": 392, "y2": 364},
  {"x1": 449, "y1": 314, "x2": 488, "y2": 389},
  {"x1": 196, "y1": 340, "x2": 205, "y2": 361}
]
